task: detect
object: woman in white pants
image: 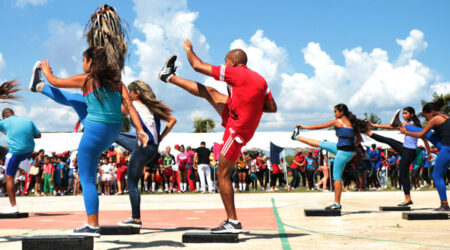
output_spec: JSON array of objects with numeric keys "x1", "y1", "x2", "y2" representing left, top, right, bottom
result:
[{"x1": 194, "y1": 142, "x2": 214, "y2": 193}]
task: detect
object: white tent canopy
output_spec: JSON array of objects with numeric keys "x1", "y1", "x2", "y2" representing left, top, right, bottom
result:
[{"x1": 26, "y1": 130, "x2": 430, "y2": 154}]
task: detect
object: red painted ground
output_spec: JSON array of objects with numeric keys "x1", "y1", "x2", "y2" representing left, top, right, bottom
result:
[{"x1": 0, "y1": 208, "x2": 276, "y2": 230}]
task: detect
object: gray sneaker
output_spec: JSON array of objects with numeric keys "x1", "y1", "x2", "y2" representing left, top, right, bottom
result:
[{"x1": 29, "y1": 61, "x2": 44, "y2": 92}]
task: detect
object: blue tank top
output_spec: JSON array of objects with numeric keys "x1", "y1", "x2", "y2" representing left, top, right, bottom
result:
[
  {"x1": 335, "y1": 127, "x2": 355, "y2": 151},
  {"x1": 403, "y1": 122, "x2": 418, "y2": 149},
  {"x1": 435, "y1": 115, "x2": 450, "y2": 146},
  {"x1": 84, "y1": 86, "x2": 122, "y2": 124}
]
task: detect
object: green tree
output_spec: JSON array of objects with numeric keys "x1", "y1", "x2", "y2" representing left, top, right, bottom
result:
[
  {"x1": 122, "y1": 114, "x2": 130, "y2": 132},
  {"x1": 193, "y1": 117, "x2": 216, "y2": 133},
  {"x1": 364, "y1": 112, "x2": 382, "y2": 130}
]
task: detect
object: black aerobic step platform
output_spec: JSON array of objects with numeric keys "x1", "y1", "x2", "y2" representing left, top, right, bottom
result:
[
  {"x1": 304, "y1": 209, "x2": 341, "y2": 216},
  {"x1": 22, "y1": 235, "x2": 93, "y2": 250},
  {"x1": 0, "y1": 212, "x2": 28, "y2": 219},
  {"x1": 100, "y1": 225, "x2": 140, "y2": 235},
  {"x1": 402, "y1": 212, "x2": 448, "y2": 220},
  {"x1": 182, "y1": 232, "x2": 239, "y2": 243},
  {"x1": 379, "y1": 206, "x2": 411, "y2": 211}
]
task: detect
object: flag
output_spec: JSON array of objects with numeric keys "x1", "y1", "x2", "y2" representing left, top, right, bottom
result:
[{"x1": 270, "y1": 142, "x2": 284, "y2": 164}]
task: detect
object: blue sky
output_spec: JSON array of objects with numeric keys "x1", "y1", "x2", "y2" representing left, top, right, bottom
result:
[{"x1": 0, "y1": 0, "x2": 448, "y2": 135}]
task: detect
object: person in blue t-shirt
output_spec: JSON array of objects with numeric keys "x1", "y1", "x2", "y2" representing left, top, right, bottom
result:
[
  {"x1": 304, "y1": 150, "x2": 317, "y2": 191},
  {"x1": 386, "y1": 151, "x2": 398, "y2": 189},
  {"x1": 367, "y1": 144, "x2": 381, "y2": 189},
  {"x1": 0, "y1": 108, "x2": 41, "y2": 213},
  {"x1": 421, "y1": 147, "x2": 432, "y2": 187}
]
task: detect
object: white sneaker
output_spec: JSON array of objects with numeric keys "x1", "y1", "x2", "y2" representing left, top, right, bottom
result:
[
  {"x1": 2, "y1": 205, "x2": 19, "y2": 214},
  {"x1": 29, "y1": 61, "x2": 44, "y2": 92}
]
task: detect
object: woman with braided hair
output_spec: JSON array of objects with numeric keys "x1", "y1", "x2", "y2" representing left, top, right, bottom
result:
[{"x1": 291, "y1": 104, "x2": 368, "y2": 210}]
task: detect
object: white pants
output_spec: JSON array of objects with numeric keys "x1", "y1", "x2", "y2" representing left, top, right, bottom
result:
[{"x1": 198, "y1": 164, "x2": 213, "y2": 192}]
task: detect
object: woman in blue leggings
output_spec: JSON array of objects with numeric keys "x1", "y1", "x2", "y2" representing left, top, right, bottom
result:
[
  {"x1": 37, "y1": 47, "x2": 148, "y2": 237},
  {"x1": 114, "y1": 80, "x2": 176, "y2": 228},
  {"x1": 291, "y1": 104, "x2": 367, "y2": 210},
  {"x1": 400, "y1": 100, "x2": 450, "y2": 212}
]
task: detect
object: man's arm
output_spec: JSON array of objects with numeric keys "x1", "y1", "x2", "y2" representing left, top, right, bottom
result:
[
  {"x1": 184, "y1": 39, "x2": 213, "y2": 77},
  {"x1": 263, "y1": 98, "x2": 277, "y2": 113}
]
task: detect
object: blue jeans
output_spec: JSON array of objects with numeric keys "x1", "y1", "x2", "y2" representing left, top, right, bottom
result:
[{"x1": 116, "y1": 133, "x2": 159, "y2": 219}]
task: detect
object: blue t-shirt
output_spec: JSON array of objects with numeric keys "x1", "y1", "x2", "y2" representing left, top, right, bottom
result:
[
  {"x1": 0, "y1": 116, "x2": 40, "y2": 155},
  {"x1": 387, "y1": 156, "x2": 397, "y2": 168},
  {"x1": 367, "y1": 149, "x2": 382, "y2": 168},
  {"x1": 305, "y1": 156, "x2": 315, "y2": 170}
]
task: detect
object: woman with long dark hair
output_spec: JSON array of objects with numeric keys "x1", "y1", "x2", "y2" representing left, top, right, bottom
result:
[
  {"x1": 114, "y1": 80, "x2": 176, "y2": 227},
  {"x1": 291, "y1": 103, "x2": 368, "y2": 210},
  {"x1": 400, "y1": 100, "x2": 449, "y2": 211},
  {"x1": 364, "y1": 107, "x2": 431, "y2": 206},
  {"x1": 36, "y1": 47, "x2": 148, "y2": 237}
]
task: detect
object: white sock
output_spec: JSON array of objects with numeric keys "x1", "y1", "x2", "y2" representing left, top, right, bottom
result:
[
  {"x1": 232, "y1": 183, "x2": 235, "y2": 189},
  {"x1": 184, "y1": 183, "x2": 188, "y2": 191},
  {"x1": 169, "y1": 183, "x2": 173, "y2": 190},
  {"x1": 228, "y1": 219, "x2": 239, "y2": 224},
  {"x1": 196, "y1": 182, "x2": 200, "y2": 190},
  {"x1": 243, "y1": 183, "x2": 246, "y2": 191},
  {"x1": 151, "y1": 183, "x2": 156, "y2": 192},
  {"x1": 144, "y1": 181, "x2": 148, "y2": 191},
  {"x1": 165, "y1": 183, "x2": 168, "y2": 190},
  {"x1": 239, "y1": 183, "x2": 242, "y2": 191}
]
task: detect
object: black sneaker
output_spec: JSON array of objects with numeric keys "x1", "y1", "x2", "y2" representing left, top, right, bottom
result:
[
  {"x1": 433, "y1": 204, "x2": 450, "y2": 212},
  {"x1": 397, "y1": 200, "x2": 413, "y2": 207},
  {"x1": 68, "y1": 224, "x2": 100, "y2": 237},
  {"x1": 390, "y1": 109, "x2": 401, "y2": 128},
  {"x1": 29, "y1": 61, "x2": 44, "y2": 92},
  {"x1": 291, "y1": 126, "x2": 300, "y2": 140},
  {"x1": 325, "y1": 203, "x2": 342, "y2": 210},
  {"x1": 118, "y1": 218, "x2": 142, "y2": 228},
  {"x1": 158, "y1": 54, "x2": 177, "y2": 82},
  {"x1": 210, "y1": 219, "x2": 242, "y2": 234}
]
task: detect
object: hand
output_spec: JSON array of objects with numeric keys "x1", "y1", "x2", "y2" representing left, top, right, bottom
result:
[
  {"x1": 427, "y1": 153, "x2": 434, "y2": 162},
  {"x1": 399, "y1": 125, "x2": 407, "y2": 134},
  {"x1": 40, "y1": 59, "x2": 53, "y2": 78},
  {"x1": 137, "y1": 131, "x2": 149, "y2": 148},
  {"x1": 184, "y1": 39, "x2": 193, "y2": 52},
  {"x1": 369, "y1": 122, "x2": 376, "y2": 128},
  {"x1": 296, "y1": 124, "x2": 306, "y2": 129}
]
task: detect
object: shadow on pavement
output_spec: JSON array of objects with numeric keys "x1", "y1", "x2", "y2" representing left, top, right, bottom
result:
[
  {"x1": 342, "y1": 210, "x2": 377, "y2": 215},
  {"x1": 240, "y1": 232, "x2": 308, "y2": 242},
  {"x1": 102, "y1": 240, "x2": 185, "y2": 249},
  {"x1": 32, "y1": 213, "x2": 72, "y2": 217}
]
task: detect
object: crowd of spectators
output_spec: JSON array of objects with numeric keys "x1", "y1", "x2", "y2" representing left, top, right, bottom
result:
[{"x1": 0, "y1": 142, "x2": 448, "y2": 198}]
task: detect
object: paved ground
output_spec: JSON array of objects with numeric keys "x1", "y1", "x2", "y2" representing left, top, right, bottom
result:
[{"x1": 0, "y1": 191, "x2": 449, "y2": 249}]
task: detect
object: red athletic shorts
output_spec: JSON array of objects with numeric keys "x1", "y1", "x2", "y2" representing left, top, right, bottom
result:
[
  {"x1": 163, "y1": 168, "x2": 173, "y2": 178},
  {"x1": 220, "y1": 127, "x2": 247, "y2": 162},
  {"x1": 116, "y1": 166, "x2": 127, "y2": 181}
]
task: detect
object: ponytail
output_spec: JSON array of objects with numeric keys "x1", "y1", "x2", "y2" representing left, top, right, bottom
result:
[
  {"x1": 422, "y1": 99, "x2": 446, "y2": 114},
  {"x1": 334, "y1": 103, "x2": 369, "y2": 134},
  {"x1": 0, "y1": 80, "x2": 20, "y2": 101}
]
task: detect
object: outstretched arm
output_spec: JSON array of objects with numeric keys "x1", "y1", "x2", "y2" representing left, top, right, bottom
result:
[
  {"x1": 160, "y1": 114, "x2": 177, "y2": 142},
  {"x1": 297, "y1": 120, "x2": 337, "y2": 130},
  {"x1": 184, "y1": 39, "x2": 213, "y2": 77},
  {"x1": 41, "y1": 59, "x2": 86, "y2": 88}
]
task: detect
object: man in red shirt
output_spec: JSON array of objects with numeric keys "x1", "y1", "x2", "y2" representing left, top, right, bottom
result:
[
  {"x1": 290, "y1": 151, "x2": 304, "y2": 189},
  {"x1": 158, "y1": 39, "x2": 277, "y2": 233}
]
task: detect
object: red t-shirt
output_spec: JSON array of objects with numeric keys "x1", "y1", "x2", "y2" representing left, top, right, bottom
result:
[
  {"x1": 272, "y1": 163, "x2": 282, "y2": 174},
  {"x1": 211, "y1": 65, "x2": 273, "y2": 137},
  {"x1": 43, "y1": 163, "x2": 54, "y2": 175},
  {"x1": 291, "y1": 155, "x2": 304, "y2": 169}
]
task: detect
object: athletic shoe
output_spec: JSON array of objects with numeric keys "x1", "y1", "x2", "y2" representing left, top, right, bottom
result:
[
  {"x1": 390, "y1": 109, "x2": 401, "y2": 128},
  {"x1": 210, "y1": 219, "x2": 242, "y2": 234},
  {"x1": 158, "y1": 54, "x2": 177, "y2": 82},
  {"x1": 2, "y1": 205, "x2": 18, "y2": 214},
  {"x1": 325, "y1": 203, "x2": 342, "y2": 210},
  {"x1": 68, "y1": 224, "x2": 100, "y2": 237},
  {"x1": 118, "y1": 218, "x2": 142, "y2": 228},
  {"x1": 433, "y1": 204, "x2": 450, "y2": 212},
  {"x1": 29, "y1": 61, "x2": 44, "y2": 92},
  {"x1": 397, "y1": 200, "x2": 413, "y2": 207},
  {"x1": 291, "y1": 127, "x2": 300, "y2": 140}
]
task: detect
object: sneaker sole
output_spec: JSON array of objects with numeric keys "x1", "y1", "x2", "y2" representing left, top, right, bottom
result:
[
  {"x1": 390, "y1": 109, "x2": 401, "y2": 127},
  {"x1": 67, "y1": 231, "x2": 101, "y2": 238},
  {"x1": 117, "y1": 222, "x2": 142, "y2": 228},
  {"x1": 29, "y1": 61, "x2": 42, "y2": 92},
  {"x1": 210, "y1": 229, "x2": 243, "y2": 234}
]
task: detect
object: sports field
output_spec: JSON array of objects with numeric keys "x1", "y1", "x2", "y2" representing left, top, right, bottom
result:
[{"x1": 0, "y1": 191, "x2": 449, "y2": 249}]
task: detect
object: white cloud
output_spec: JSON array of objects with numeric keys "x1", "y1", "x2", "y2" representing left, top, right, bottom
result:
[
  {"x1": 15, "y1": 0, "x2": 47, "y2": 8},
  {"x1": 279, "y1": 29, "x2": 442, "y2": 118},
  {"x1": 396, "y1": 29, "x2": 428, "y2": 65},
  {"x1": 43, "y1": 20, "x2": 85, "y2": 77},
  {"x1": 431, "y1": 82, "x2": 450, "y2": 95}
]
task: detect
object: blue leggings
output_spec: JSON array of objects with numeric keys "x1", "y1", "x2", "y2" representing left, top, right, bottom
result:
[
  {"x1": 116, "y1": 133, "x2": 159, "y2": 219},
  {"x1": 41, "y1": 84, "x2": 122, "y2": 215},
  {"x1": 319, "y1": 141, "x2": 354, "y2": 181},
  {"x1": 405, "y1": 125, "x2": 449, "y2": 201}
]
